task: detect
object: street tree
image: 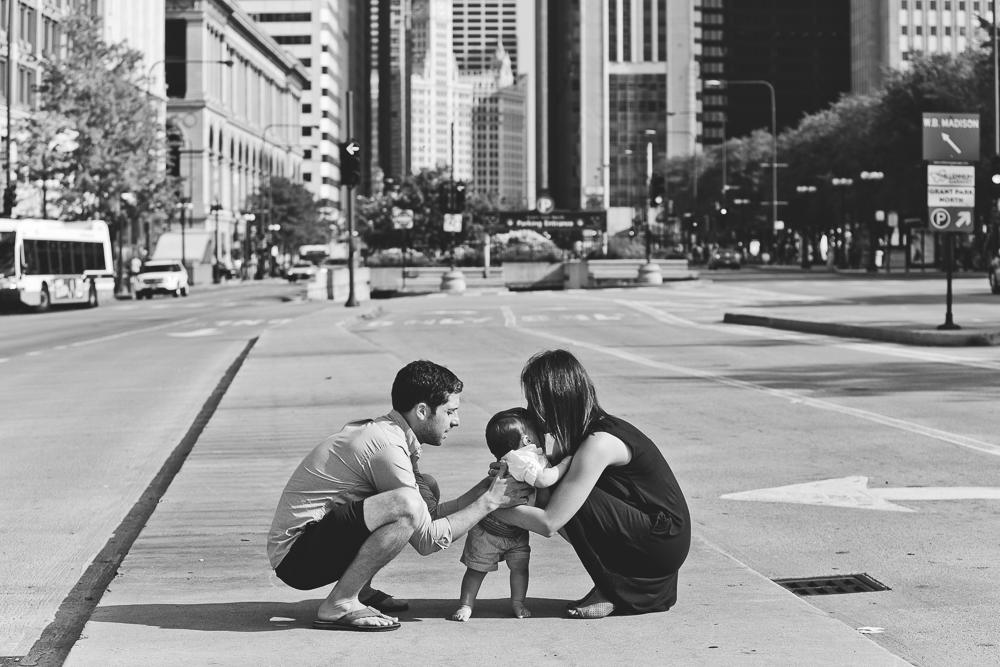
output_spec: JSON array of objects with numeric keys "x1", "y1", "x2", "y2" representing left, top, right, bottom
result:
[
  {"x1": 245, "y1": 176, "x2": 327, "y2": 252},
  {"x1": 17, "y1": 8, "x2": 177, "y2": 246}
]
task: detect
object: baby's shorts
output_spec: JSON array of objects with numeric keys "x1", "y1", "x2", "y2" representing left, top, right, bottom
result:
[{"x1": 460, "y1": 522, "x2": 530, "y2": 573}]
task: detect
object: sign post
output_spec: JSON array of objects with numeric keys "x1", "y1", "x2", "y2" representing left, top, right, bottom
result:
[{"x1": 922, "y1": 112, "x2": 980, "y2": 330}]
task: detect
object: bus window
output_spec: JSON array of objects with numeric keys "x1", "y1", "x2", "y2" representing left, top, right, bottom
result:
[
  {"x1": 59, "y1": 241, "x2": 74, "y2": 274},
  {"x1": 85, "y1": 241, "x2": 106, "y2": 271},
  {"x1": 0, "y1": 232, "x2": 14, "y2": 277},
  {"x1": 36, "y1": 240, "x2": 52, "y2": 274},
  {"x1": 22, "y1": 239, "x2": 37, "y2": 275},
  {"x1": 72, "y1": 242, "x2": 85, "y2": 274}
]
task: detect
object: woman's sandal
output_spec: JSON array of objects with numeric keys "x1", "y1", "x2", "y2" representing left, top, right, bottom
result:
[
  {"x1": 566, "y1": 588, "x2": 615, "y2": 618},
  {"x1": 565, "y1": 587, "x2": 596, "y2": 611}
]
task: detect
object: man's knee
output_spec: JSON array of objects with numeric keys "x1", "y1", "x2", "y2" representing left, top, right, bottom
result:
[{"x1": 365, "y1": 487, "x2": 424, "y2": 532}]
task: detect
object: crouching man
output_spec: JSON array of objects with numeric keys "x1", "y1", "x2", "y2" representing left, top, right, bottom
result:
[{"x1": 267, "y1": 360, "x2": 528, "y2": 632}]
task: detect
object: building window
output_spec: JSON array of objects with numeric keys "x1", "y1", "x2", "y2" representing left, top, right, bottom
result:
[
  {"x1": 302, "y1": 127, "x2": 313, "y2": 137},
  {"x1": 18, "y1": 65, "x2": 34, "y2": 106},
  {"x1": 916, "y1": 26, "x2": 923, "y2": 34},
  {"x1": 165, "y1": 20, "x2": 187, "y2": 99},
  {"x1": 274, "y1": 36, "x2": 311, "y2": 45},
  {"x1": 303, "y1": 173, "x2": 312, "y2": 182},
  {"x1": 902, "y1": 26, "x2": 909, "y2": 34},
  {"x1": 916, "y1": 1, "x2": 923, "y2": 8},
  {"x1": 608, "y1": 0, "x2": 617, "y2": 61},
  {"x1": 302, "y1": 103, "x2": 312, "y2": 113},
  {"x1": 930, "y1": 26, "x2": 936, "y2": 34},
  {"x1": 304, "y1": 149, "x2": 312, "y2": 159},
  {"x1": 929, "y1": 0, "x2": 936, "y2": 8},
  {"x1": 19, "y1": 3, "x2": 36, "y2": 53},
  {"x1": 300, "y1": 58, "x2": 311, "y2": 67},
  {"x1": 251, "y1": 13, "x2": 312, "y2": 22},
  {"x1": 945, "y1": 26, "x2": 952, "y2": 35},
  {"x1": 902, "y1": 0, "x2": 908, "y2": 7}
]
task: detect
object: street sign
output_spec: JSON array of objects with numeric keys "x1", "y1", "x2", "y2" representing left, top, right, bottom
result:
[
  {"x1": 927, "y1": 164, "x2": 975, "y2": 232},
  {"x1": 922, "y1": 113, "x2": 980, "y2": 162},
  {"x1": 484, "y1": 210, "x2": 607, "y2": 232},
  {"x1": 392, "y1": 207, "x2": 413, "y2": 230},
  {"x1": 536, "y1": 195, "x2": 554, "y2": 214},
  {"x1": 443, "y1": 213, "x2": 463, "y2": 232}
]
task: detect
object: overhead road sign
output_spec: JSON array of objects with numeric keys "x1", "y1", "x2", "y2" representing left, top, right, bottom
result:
[
  {"x1": 922, "y1": 113, "x2": 980, "y2": 162},
  {"x1": 484, "y1": 210, "x2": 607, "y2": 232}
]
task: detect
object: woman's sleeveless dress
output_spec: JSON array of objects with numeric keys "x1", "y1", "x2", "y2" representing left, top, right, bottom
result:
[{"x1": 562, "y1": 415, "x2": 691, "y2": 614}]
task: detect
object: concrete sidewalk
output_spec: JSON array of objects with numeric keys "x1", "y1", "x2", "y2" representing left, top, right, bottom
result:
[{"x1": 62, "y1": 303, "x2": 911, "y2": 667}]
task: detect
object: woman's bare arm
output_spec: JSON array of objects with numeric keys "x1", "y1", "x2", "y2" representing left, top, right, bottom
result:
[{"x1": 492, "y1": 432, "x2": 630, "y2": 537}]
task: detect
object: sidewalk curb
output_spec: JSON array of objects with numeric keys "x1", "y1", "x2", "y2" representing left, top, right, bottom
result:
[{"x1": 723, "y1": 312, "x2": 1000, "y2": 347}]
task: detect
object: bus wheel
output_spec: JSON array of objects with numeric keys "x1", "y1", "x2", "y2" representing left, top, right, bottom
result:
[
  {"x1": 36, "y1": 286, "x2": 51, "y2": 313},
  {"x1": 991, "y1": 269, "x2": 1000, "y2": 295},
  {"x1": 87, "y1": 284, "x2": 99, "y2": 308}
]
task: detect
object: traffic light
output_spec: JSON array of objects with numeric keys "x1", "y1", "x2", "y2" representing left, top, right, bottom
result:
[
  {"x1": 340, "y1": 140, "x2": 362, "y2": 187},
  {"x1": 3, "y1": 183, "x2": 16, "y2": 217},
  {"x1": 453, "y1": 181, "x2": 466, "y2": 212},
  {"x1": 648, "y1": 173, "x2": 664, "y2": 207},
  {"x1": 438, "y1": 180, "x2": 455, "y2": 212},
  {"x1": 991, "y1": 155, "x2": 1000, "y2": 198}
]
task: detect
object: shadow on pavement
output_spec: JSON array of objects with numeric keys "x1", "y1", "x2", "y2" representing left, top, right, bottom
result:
[{"x1": 89, "y1": 597, "x2": 572, "y2": 631}]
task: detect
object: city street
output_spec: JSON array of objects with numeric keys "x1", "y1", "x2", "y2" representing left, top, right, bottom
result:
[
  {"x1": 0, "y1": 281, "x2": 322, "y2": 659},
  {"x1": 5, "y1": 273, "x2": 1000, "y2": 666}
]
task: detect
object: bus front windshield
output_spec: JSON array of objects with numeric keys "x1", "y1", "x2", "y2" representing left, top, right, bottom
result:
[{"x1": 0, "y1": 232, "x2": 15, "y2": 277}]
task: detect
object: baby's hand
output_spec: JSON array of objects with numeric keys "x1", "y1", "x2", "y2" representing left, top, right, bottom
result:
[{"x1": 452, "y1": 605, "x2": 473, "y2": 622}]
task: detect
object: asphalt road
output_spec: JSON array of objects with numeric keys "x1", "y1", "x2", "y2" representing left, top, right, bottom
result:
[
  {"x1": 0, "y1": 280, "x2": 322, "y2": 658},
  {"x1": 5, "y1": 272, "x2": 1000, "y2": 666},
  {"x1": 341, "y1": 275, "x2": 999, "y2": 667}
]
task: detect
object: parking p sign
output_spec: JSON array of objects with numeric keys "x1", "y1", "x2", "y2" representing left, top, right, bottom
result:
[{"x1": 927, "y1": 164, "x2": 975, "y2": 233}]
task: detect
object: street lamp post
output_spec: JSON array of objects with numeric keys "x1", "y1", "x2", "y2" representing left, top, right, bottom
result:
[
  {"x1": 796, "y1": 185, "x2": 817, "y2": 268},
  {"x1": 175, "y1": 200, "x2": 193, "y2": 284},
  {"x1": 146, "y1": 58, "x2": 234, "y2": 97},
  {"x1": 706, "y1": 80, "x2": 778, "y2": 233},
  {"x1": 211, "y1": 201, "x2": 224, "y2": 283},
  {"x1": 637, "y1": 128, "x2": 663, "y2": 285},
  {"x1": 831, "y1": 177, "x2": 853, "y2": 269},
  {"x1": 860, "y1": 170, "x2": 885, "y2": 273}
]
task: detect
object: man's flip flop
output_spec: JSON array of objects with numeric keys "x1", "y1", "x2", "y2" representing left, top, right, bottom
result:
[
  {"x1": 313, "y1": 608, "x2": 401, "y2": 632},
  {"x1": 360, "y1": 589, "x2": 410, "y2": 613}
]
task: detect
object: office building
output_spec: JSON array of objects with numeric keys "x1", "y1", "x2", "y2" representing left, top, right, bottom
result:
[
  {"x1": 464, "y1": 44, "x2": 527, "y2": 208},
  {"x1": 852, "y1": 0, "x2": 989, "y2": 94},
  {"x1": 698, "y1": 0, "x2": 851, "y2": 142},
  {"x1": 452, "y1": 0, "x2": 519, "y2": 75},
  {"x1": 410, "y1": 0, "x2": 472, "y2": 180},
  {"x1": 163, "y1": 0, "x2": 308, "y2": 281},
  {"x1": 540, "y1": 0, "x2": 698, "y2": 213},
  {"x1": 244, "y1": 1, "x2": 346, "y2": 217}
]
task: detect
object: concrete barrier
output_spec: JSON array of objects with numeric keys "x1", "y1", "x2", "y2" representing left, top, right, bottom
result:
[
  {"x1": 502, "y1": 261, "x2": 565, "y2": 290},
  {"x1": 587, "y1": 259, "x2": 696, "y2": 284},
  {"x1": 307, "y1": 266, "x2": 371, "y2": 303}
]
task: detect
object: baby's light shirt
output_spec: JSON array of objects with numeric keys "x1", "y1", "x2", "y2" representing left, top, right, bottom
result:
[{"x1": 501, "y1": 444, "x2": 549, "y2": 487}]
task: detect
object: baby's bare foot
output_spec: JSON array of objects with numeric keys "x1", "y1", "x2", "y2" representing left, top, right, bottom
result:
[
  {"x1": 512, "y1": 601, "x2": 531, "y2": 618},
  {"x1": 451, "y1": 604, "x2": 473, "y2": 622}
]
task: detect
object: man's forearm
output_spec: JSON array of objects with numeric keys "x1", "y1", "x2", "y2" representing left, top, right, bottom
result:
[
  {"x1": 439, "y1": 494, "x2": 495, "y2": 539},
  {"x1": 436, "y1": 478, "x2": 489, "y2": 518}
]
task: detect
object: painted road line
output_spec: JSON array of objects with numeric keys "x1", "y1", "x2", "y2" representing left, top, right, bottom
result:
[
  {"x1": 721, "y1": 476, "x2": 1000, "y2": 512},
  {"x1": 168, "y1": 328, "x2": 221, "y2": 338},
  {"x1": 26, "y1": 351, "x2": 42, "y2": 357},
  {"x1": 0, "y1": 358, "x2": 8, "y2": 363},
  {"x1": 500, "y1": 306, "x2": 1000, "y2": 459},
  {"x1": 69, "y1": 317, "x2": 198, "y2": 348}
]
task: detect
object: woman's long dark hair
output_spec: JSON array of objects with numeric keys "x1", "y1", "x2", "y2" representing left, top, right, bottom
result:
[{"x1": 520, "y1": 349, "x2": 606, "y2": 460}]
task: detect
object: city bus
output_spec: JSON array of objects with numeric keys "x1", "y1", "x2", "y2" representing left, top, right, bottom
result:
[{"x1": 0, "y1": 219, "x2": 115, "y2": 311}]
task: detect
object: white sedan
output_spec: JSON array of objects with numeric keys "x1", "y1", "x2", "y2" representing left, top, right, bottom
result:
[{"x1": 133, "y1": 261, "x2": 190, "y2": 299}]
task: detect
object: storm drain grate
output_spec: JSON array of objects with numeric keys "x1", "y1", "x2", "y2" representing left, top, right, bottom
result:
[{"x1": 773, "y1": 573, "x2": 890, "y2": 596}]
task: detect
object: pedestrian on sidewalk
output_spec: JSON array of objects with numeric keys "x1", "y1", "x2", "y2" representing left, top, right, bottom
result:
[
  {"x1": 267, "y1": 360, "x2": 531, "y2": 632},
  {"x1": 492, "y1": 349, "x2": 691, "y2": 618}
]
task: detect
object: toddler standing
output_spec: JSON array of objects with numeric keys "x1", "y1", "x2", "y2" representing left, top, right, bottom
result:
[{"x1": 451, "y1": 407, "x2": 573, "y2": 621}]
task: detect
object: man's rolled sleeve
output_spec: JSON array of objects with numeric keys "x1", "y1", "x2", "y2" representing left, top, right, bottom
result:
[{"x1": 368, "y1": 441, "x2": 453, "y2": 555}]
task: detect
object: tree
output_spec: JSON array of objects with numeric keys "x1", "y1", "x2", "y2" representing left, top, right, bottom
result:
[
  {"x1": 17, "y1": 7, "x2": 177, "y2": 254},
  {"x1": 245, "y1": 176, "x2": 327, "y2": 252}
]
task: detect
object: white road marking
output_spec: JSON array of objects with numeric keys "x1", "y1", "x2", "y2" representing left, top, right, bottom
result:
[
  {"x1": 0, "y1": 358, "x2": 8, "y2": 363},
  {"x1": 69, "y1": 318, "x2": 198, "y2": 348},
  {"x1": 502, "y1": 309, "x2": 1000, "y2": 459},
  {"x1": 26, "y1": 351, "x2": 42, "y2": 357},
  {"x1": 54, "y1": 345, "x2": 67, "y2": 350},
  {"x1": 268, "y1": 319, "x2": 293, "y2": 326},
  {"x1": 721, "y1": 476, "x2": 1000, "y2": 512},
  {"x1": 168, "y1": 328, "x2": 221, "y2": 338},
  {"x1": 367, "y1": 320, "x2": 394, "y2": 327}
]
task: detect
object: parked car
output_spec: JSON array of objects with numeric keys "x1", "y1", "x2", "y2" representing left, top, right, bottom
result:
[
  {"x1": 287, "y1": 261, "x2": 317, "y2": 282},
  {"x1": 133, "y1": 261, "x2": 190, "y2": 299},
  {"x1": 708, "y1": 248, "x2": 742, "y2": 270}
]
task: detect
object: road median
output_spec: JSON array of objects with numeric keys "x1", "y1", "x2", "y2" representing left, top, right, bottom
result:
[{"x1": 723, "y1": 312, "x2": 1000, "y2": 346}]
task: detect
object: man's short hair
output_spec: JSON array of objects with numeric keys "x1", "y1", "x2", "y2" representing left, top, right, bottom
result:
[
  {"x1": 391, "y1": 360, "x2": 464, "y2": 413},
  {"x1": 485, "y1": 407, "x2": 535, "y2": 460}
]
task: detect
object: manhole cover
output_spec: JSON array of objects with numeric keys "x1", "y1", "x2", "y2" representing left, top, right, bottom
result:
[{"x1": 773, "y1": 573, "x2": 890, "y2": 596}]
